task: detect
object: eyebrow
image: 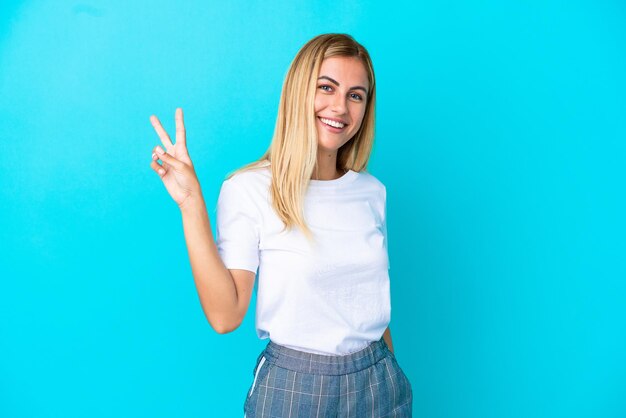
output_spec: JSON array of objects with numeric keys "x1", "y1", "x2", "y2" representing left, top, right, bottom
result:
[{"x1": 317, "y1": 75, "x2": 368, "y2": 95}]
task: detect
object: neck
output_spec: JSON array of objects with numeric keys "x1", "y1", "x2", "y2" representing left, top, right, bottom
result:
[{"x1": 312, "y1": 150, "x2": 344, "y2": 180}]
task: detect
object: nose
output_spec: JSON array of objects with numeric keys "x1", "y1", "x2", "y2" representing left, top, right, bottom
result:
[{"x1": 330, "y1": 94, "x2": 347, "y2": 114}]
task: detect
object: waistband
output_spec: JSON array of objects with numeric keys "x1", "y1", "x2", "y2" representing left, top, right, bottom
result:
[{"x1": 261, "y1": 337, "x2": 391, "y2": 376}]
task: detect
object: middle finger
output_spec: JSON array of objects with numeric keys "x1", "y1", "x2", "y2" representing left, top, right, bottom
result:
[
  {"x1": 150, "y1": 115, "x2": 174, "y2": 150},
  {"x1": 175, "y1": 108, "x2": 186, "y2": 146}
]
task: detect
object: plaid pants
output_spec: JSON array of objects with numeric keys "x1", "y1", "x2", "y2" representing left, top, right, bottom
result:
[{"x1": 243, "y1": 337, "x2": 413, "y2": 417}]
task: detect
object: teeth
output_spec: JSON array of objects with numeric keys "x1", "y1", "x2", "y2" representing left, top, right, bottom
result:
[{"x1": 320, "y1": 117, "x2": 345, "y2": 129}]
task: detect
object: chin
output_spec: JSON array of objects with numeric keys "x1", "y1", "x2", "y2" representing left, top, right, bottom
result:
[
  {"x1": 317, "y1": 135, "x2": 352, "y2": 150},
  {"x1": 318, "y1": 139, "x2": 347, "y2": 152},
  {"x1": 317, "y1": 144, "x2": 342, "y2": 153}
]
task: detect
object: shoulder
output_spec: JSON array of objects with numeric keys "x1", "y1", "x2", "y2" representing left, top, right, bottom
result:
[
  {"x1": 217, "y1": 163, "x2": 271, "y2": 216},
  {"x1": 355, "y1": 170, "x2": 387, "y2": 198},
  {"x1": 222, "y1": 163, "x2": 271, "y2": 192}
]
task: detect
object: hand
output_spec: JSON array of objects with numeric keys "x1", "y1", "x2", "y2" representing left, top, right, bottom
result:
[{"x1": 150, "y1": 108, "x2": 201, "y2": 208}]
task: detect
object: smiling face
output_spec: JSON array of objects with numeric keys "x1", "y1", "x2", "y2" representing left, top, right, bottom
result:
[{"x1": 314, "y1": 56, "x2": 370, "y2": 154}]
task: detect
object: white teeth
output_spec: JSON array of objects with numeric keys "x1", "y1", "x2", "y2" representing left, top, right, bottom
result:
[{"x1": 320, "y1": 117, "x2": 345, "y2": 129}]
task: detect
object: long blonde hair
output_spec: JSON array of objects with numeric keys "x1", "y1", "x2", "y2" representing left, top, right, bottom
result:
[{"x1": 227, "y1": 33, "x2": 377, "y2": 241}]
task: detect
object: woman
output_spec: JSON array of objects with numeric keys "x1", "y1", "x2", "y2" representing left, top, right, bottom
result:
[{"x1": 149, "y1": 33, "x2": 413, "y2": 417}]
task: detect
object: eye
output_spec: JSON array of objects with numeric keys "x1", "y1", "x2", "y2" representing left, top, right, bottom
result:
[
  {"x1": 318, "y1": 84, "x2": 333, "y2": 92},
  {"x1": 350, "y1": 92, "x2": 364, "y2": 101}
]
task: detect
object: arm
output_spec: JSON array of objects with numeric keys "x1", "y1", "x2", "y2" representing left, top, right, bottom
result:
[
  {"x1": 149, "y1": 109, "x2": 254, "y2": 335},
  {"x1": 383, "y1": 326, "x2": 394, "y2": 354},
  {"x1": 180, "y1": 194, "x2": 255, "y2": 334}
]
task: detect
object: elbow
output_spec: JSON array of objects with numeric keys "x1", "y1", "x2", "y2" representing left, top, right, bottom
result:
[
  {"x1": 210, "y1": 318, "x2": 242, "y2": 334},
  {"x1": 214, "y1": 324, "x2": 239, "y2": 335},
  {"x1": 203, "y1": 305, "x2": 245, "y2": 334},
  {"x1": 214, "y1": 325, "x2": 234, "y2": 334}
]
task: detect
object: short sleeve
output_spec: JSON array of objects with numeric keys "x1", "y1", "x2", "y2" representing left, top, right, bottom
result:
[{"x1": 215, "y1": 178, "x2": 261, "y2": 274}]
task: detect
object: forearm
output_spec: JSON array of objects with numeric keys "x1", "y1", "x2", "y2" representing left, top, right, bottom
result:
[{"x1": 180, "y1": 193, "x2": 238, "y2": 333}]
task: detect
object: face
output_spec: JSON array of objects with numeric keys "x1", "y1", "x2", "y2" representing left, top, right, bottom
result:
[{"x1": 314, "y1": 56, "x2": 369, "y2": 153}]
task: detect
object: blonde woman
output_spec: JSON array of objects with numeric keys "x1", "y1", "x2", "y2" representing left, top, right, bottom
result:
[{"x1": 150, "y1": 33, "x2": 413, "y2": 417}]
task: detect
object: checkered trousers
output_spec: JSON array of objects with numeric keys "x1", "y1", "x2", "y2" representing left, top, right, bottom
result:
[{"x1": 243, "y1": 337, "x2": 413, "y2": 417}]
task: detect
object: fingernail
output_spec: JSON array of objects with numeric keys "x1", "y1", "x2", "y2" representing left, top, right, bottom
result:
[
  {"x1": 152, "y1": 153, "x2": 157, "y2": 160},
  {"x1": 156, "y1": 146, "x2": 165, "y2": 155},
  {"x1": 158, "y1": 169, "x2": 165, "y2": 175}
]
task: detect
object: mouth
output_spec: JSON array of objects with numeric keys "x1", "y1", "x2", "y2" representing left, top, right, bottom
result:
[{"x1": 318, "y1": 117, "x2": 348, "y2": 132}]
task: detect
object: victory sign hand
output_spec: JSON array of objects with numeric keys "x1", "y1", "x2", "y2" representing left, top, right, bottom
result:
[{"x1": 150, "y1": 108, "x2": 201, "y2": 208}]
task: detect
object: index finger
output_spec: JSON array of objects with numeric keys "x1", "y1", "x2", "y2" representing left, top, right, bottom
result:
[
  {"x1": 150, "y1": 115, "x2": 174, "y2": 150},
  {"x1": 175, "y1": 108, "x2": 186, "y2": 146}
]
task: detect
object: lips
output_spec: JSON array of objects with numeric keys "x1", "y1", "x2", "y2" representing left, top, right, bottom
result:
[{"x1": 318, "y1": 116, "x2": 348, "y2": 130}]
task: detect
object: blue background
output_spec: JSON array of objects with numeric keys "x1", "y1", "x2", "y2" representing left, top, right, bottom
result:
[{"x1": 1, "y1": 1, "x2": 625, "y2": 417}]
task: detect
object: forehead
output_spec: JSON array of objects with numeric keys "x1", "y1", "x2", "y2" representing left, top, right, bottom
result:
[{"x1": 318, "y1": 56, "x2": 369, "y2": 87}]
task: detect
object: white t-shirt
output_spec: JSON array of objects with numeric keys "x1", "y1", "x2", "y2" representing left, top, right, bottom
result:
[{"x1": 215, "y1": 163, "x2": 391, "y2": 355}]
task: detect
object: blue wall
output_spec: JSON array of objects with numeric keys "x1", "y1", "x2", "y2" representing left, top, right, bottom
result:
[{"x1": 1, "y1": 1, "x2": 625, "y2": 417}]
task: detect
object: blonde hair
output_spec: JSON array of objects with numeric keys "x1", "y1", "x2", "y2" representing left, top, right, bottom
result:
[{"x1": 227, "y1": 33, "x2": 377, "y2": 241}]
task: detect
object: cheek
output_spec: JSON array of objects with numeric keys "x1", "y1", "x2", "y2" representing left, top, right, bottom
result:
[
  {"x1": 314, "y1": 94, "x2": 325, "y2": 113},
  {"x1": 351, "y1": 107, "x2": 367, "y2": 129}
]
